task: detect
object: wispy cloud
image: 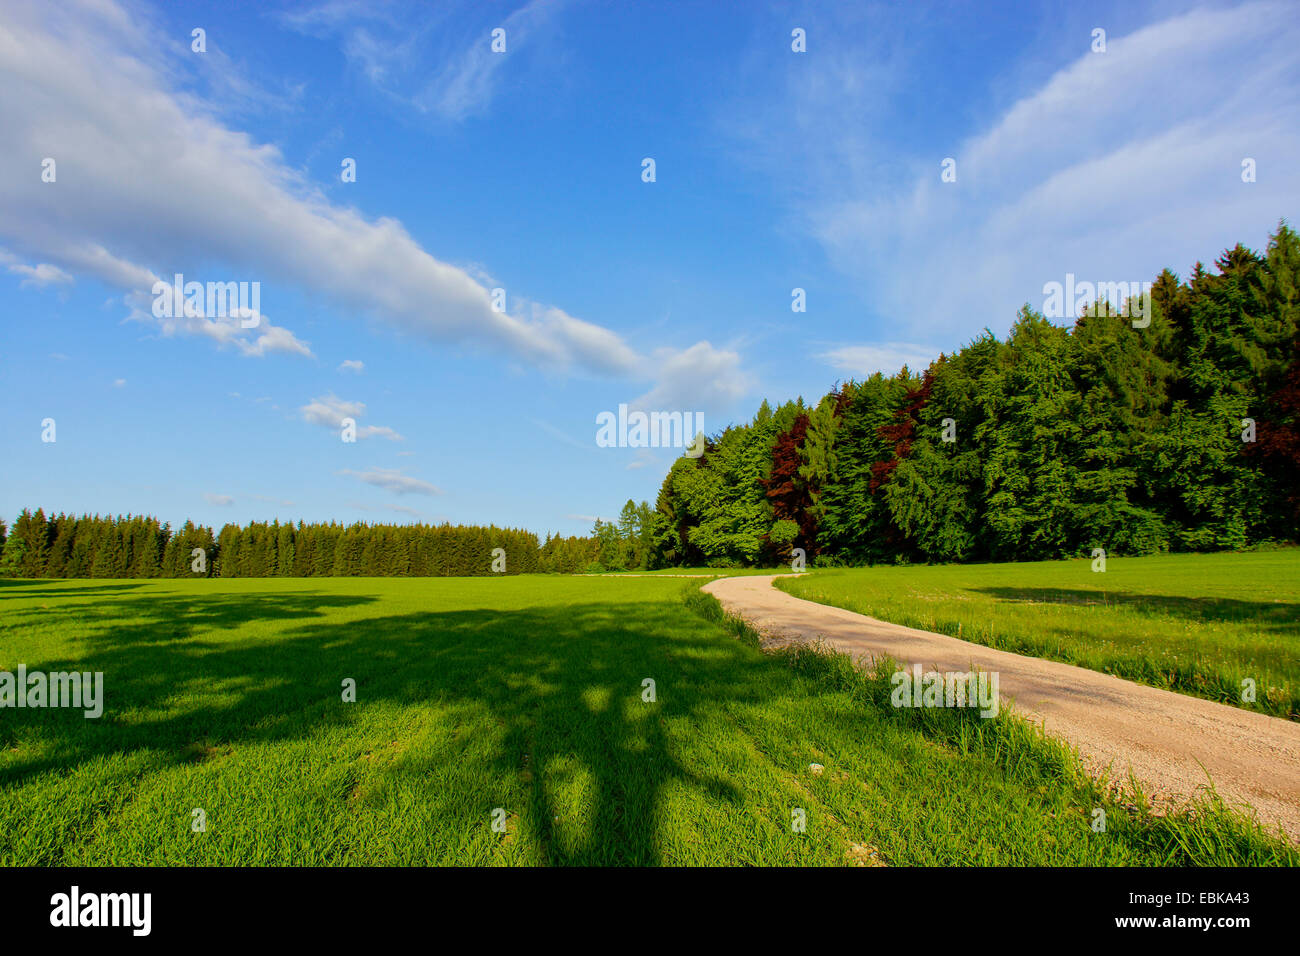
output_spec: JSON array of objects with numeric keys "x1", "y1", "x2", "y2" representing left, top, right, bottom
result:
[
  {"x1": 283, "y1": 0, "x2": 573, "y2": 121},
  {"x1": 249, "y1": 493, "x2": 296, "y2": 507},
  {"x1": 414, "y1": 0, "x2": 567, "y2": 121},
  {"x1": 529, "y1": 418, "x2": 590, "y2": 452},
  {"x1": 0, "y1": 249, "x2": 74, "y2": 288},
  {"x1": 300, "y1": 394, "x2": 403, "y2": 441},
  {"x1": 818, "y1": 343, "x2": 937, "y2": 377},
  {"x1": 724, "y1": 2, "x2": 1300, "y2": 345},
  {"x1": 348, "y1": 501, "x2": 439, "y2": 522},
  {"x1": 340, "y1": 467, "x2": 441, "y2": 496}
]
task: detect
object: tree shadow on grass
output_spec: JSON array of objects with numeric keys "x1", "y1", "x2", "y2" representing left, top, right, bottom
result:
[
  {"x1": 2, "y1": 589, "x2": 380, "y2": 646},
  {"x1": 0, "y1": 588, "x2": 769, "y2": 865},
  {"x1": 970, "y1": 587, "x2": 1300, "y2": 634},
  {"x1": 0, "y1": 581, "x2": 150, "y2": 597}
]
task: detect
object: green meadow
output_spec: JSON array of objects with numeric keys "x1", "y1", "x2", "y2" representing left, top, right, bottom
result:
[
  {"x1": 778, "y1": 550, "x2": 1300, "y2": 719},
  {"x1": 0, "y1": 574, "x2": 1294, "y2": 866}
]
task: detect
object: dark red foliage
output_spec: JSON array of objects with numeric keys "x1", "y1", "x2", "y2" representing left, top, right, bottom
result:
[
  {"x1": 832, "y1": 383, "x2": 853, "y2": 417},
  {"x1": 763, "y1": 413, "x2": 819, "y2": 551},
  {"x1": 1249, "y1": 342, "x2": 1300, "y2": 521},
  {"x1": 869, "y1": 371, "x2": 933, "y2": 492}
]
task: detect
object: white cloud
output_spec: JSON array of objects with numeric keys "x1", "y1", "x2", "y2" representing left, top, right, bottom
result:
[
  {"x1": 0, "y1": 249, "x2": 73, "y2": 288},
  {"x1": 113, "y1": 378, "x2": 126, "y2": 387},
  {"x1": 204, "y1": 493, "x2": 234, "y2": 506},
  {"x1": 300, "y1": 394, "x2": 404, "y2": 441},
  {"x1": 338, "y1": 359, "x2": 364, "y2": 373},
  {"x1": 340, "y1": 467, "x2": 442, "y2": 496},
  {"x1": 241, "y1": 324, "x2": 313, "y2": 359},
  {"x1": 631, "y1": 341, "x2": 753, "y2": 413},
  {"x1": 0, "y1": 0, "x2": 647, "y2": 378},
  {"x1": 356, "y1": 424, "x2": 403, "y2": 441},
  {"x1": 301, "y1": 394, "x2": 364, "y2": 427},
  {"x1": 819, "y1": 343, "x2": 936, "y2": 377}
]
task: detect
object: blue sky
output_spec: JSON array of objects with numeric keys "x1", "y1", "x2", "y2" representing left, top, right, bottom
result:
[{"x1": 2, "y1": 0, "x2": 1297, "y2": 535}]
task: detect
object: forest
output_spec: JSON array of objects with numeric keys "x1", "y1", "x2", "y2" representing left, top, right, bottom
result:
[{"x1": 649, "y1": 224, "x2": 1300, "y2": 567}]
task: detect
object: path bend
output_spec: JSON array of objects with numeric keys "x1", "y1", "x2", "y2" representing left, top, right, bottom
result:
[{"x1": 703, "y1": 573, "x2": 1300, "y2": 843}]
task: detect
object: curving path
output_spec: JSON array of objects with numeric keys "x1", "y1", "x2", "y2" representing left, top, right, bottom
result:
[{"x1": 704, "y1": 573, "x2": 1300, "y2": 843}]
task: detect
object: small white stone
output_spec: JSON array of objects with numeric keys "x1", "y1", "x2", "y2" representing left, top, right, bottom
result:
[{"x1": 809, "y1": 763, "x2": 824, "y2": 775}]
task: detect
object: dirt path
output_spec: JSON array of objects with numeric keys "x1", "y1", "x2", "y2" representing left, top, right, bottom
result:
[{"x1": 704, "y1": 574, "x2": 1300, "y2": 843}]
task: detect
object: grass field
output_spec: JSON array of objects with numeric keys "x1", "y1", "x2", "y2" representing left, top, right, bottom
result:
[
  {"x1": 778, "y1": 551, "x2": 1300, "y2": 720},
  {"x1": 1, "y1": 575, "x2": 1294, "y2": 865}
]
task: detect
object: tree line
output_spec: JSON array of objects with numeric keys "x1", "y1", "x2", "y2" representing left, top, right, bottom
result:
[
  {"x1": 0, "y1": 512, "x2": 629, "y2": 578},
  {"x1": 0, "y1": 502, "x2": 667, "y2": 578},
  {"x1": 649, "y1": 223, "x2": 1300, "y2": 567}
]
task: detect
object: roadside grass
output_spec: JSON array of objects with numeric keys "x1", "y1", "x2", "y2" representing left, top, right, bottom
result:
[
  {"x1": 582, "y1": 567, "x2": 790, "y2": 576},
  {"x1": 684, "y1": 588, "x2": 1297, "y2": 864},
  {"x1": 776, "y1": 551, "x2": 1299, "y2": 720},
  {"x1": 0, "y1": 575, "x2": 1293, "y2": 865}
]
